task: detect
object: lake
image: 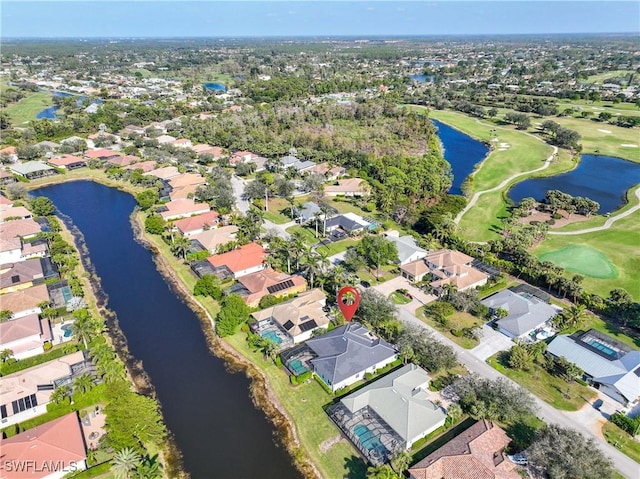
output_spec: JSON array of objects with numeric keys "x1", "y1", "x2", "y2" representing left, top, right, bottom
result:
[
  {"x1": 508, "y1": 154, "x2": 640, "y2": 214},
  {"x1": 35, "y1": 181, "x2": 301, "y2": 479},
  {"x1": 203, "y1": 82, "x2": 226, "y2": 91},
  {"x1": 36, "y1": 92, "x2": 102, "y2": 119},
  {"x1": 432, "y1": 119, "x2": 489, "y2": 196},
  {"x1": 409, "y1": 74, "x2": 434, "y2": 83}
]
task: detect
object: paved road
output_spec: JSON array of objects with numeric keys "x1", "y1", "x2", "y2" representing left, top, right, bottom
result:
[
  {"x1": 549, "y1": 186, "x2": 640, "y2": 236},
  {"x1": 230, "y1": 175, "x2": 250, "y2": 213},
  {"x1": 396, "y1": 308, "x2": 639, "y2": 479}
]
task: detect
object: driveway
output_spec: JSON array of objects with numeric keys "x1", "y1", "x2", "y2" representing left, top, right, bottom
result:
[
  {"x1": 470, "y1": 324, "x2": 513, "y2": 361},
  {"x1": 230, "y1": 175, "x2": 250, "y2": 213},
  {"x1": 372, "y1": 276, "x2": 437, "y2": 314}
]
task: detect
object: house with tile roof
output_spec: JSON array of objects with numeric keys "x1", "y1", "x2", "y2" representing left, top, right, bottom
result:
[
  {"x1": 324, "y1": 178, "x2": 369, "y2": 197},
  {"x1": 0, "y1": 218, "x2": 42, "y2": 240},
  {"x1": 207, "y1": 242, "x2": 266, "y2": 279},
  {"x1": 401, "y1": 249, "x2": 489, "y2": 295},
  {"x1": 547, "y1": 329, "x2": 640, "y2": 405},
  {"x1": 482, "y1": 289, "x2": 558, "y2": 340},
  {"x1": 107, "y1": 155, "x2": 141, "y2": 167},
  {"x1": 0, "y1": 258, "x2": 46, "y2": 294},
  {"x1": 0, "y1": 206, "x2": 32, "y2": 223},
  {"x1": 1, "y1": 283, "x2": 50, "y2": 319},
  {"x1": 251, "y1": 288, "x2": 328, "y2": 343},
  {"x1": 123, "y1": 160, "x2": 156, "y2": 173},
  {"x1": 0, "y1": 313, "x2": 52, "y2": 361},
  {"x1": 329, "y1": 364, "x2": 446, "y2": 464},
  {"x1": 408, "y1": 420, "x2": 520, "y2": 479},
  {"x1": 0, "y1": 412, "x2": 87, "y2": 477},
  {"x1": 84, "y1": 148, "x2": 121, "y2": 160},
  {"x1": 304, "y1": 322, "x2": 398, "y2": 392},
  {"x1": 158, "y1": 198, "x2": 210, "y2": 221},
  {"x1": 234, "y1": 268, "x2": 307, "y2": 307},
  {"x1": 144, "y1": 166, "x2": 181, "y2": 181},
  {"x1": 190, "y1": 225, "x2": 238, "y2": 254},
  {"x1": 48, "y1": 154, "x2": 86, "y2": 170},
  {"x1": 173, "y1": 211, "x2": 220, "y2": 237}
]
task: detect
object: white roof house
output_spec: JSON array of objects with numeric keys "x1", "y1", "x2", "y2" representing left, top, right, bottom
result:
[{"x1": 384, "y1": 231, "x2": 428, "y2": 265}]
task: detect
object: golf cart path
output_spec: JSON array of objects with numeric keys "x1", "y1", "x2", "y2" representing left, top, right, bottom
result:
[{"x1": 548, "y1": 186, "x2": 640, "y2": 235}]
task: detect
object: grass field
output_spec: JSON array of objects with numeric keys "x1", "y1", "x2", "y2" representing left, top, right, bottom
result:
[
  {"x1": 539, "y1": 245, "x2": 618, "y2": 279},
  {"x1": 4, "y1": 91, "x2": 53, "y2": 125},
  {"x1": 487, "y1": 353, "x2": 596, "y2": 411},
  {"x1": 418, "y1": 308, "x2": 483, "y2": 349},
  {"x1": 534, "y1": 211, "x2": 640, "y2": 300},
  {"x1": 602, "y1": 422, "x2": 640, "y2": 464}
]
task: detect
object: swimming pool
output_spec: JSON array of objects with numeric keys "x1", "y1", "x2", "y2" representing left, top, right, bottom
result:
[
  {"x1": 288, "y1": 359, "x2": 308, "y2": 375},
  {"x1": 353, "y1": 425, "x2": 384, "y2": 452},
  {"x1": 261, "y1": 331, "x2": 282, "y2": 344},
  {"x1": 61, "y1": 324, "x2": 73, "y2": 338},
  {"x1": 587, "y1": 339, "x2": 616, "y2": 358}
]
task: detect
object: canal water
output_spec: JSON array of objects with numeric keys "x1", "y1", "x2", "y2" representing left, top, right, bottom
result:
[
  {"x1": 508, "y1": 154, "x2": 640, "y2": 214},
  {"x1": 432, "y1": 119, "x2": 489, "y2": 196},
  {"x1": 35, "y1": 181, "x2": 301, "y2": 479}
]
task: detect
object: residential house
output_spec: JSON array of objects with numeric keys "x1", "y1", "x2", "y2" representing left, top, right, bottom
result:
[
  {"x1": 304, "y1": 322, "x2": 398, "y2": 392},
  {"x1": 48, "y1": 154, "x2": 87, "y2": 170},
  {"x1": 325, "y1": 213, "x2": 373, "y2": 234},
  {"x1": 207, "y1": 242, "x2": 266, "y2": 279},
  {"x1": 0, "y1": 206, "x2": 32, "y2": 223},
  {"x1": 119, "y1": 124, "x2": 146, "y2": 137},
  {"x1": 401, "y1": 249, "x2": 489, "y2": 294},
  {"x1": 9, "y1": 162, "x2": 55, "y2": 180},
  {"x1": 0, "y1": 258, "x2": 46, "y2": 294},
  {"x1": 0, "y1": 351, "x2": 91, "y2": 426},
  {"x1": 123, "y1": 160, "x2": 156, "y2": 173},
  {"x1": 158, "y1": 198, "x2": 210, "y2": 221},
  {"x1": 1, "y1": 283, "x2": 50, "y2": 319},
  {"x1": 482, "y1": 289, "x2": 558, "y2": 340},
  {"x1": 156, "y1": 134, "x2": 177, "y2": 145},
  {"x1": 324, "y1": 178, "x2": 369, "y2": 197},
  {"x1": 84, "y1": 148, "x2": 121, "y2": 160},
  {"x1": 408, "y1": 420, "x2": 520, "y2": 479},
  {"x1": 34, "y1": 141, "x2": 60, "y2": 153},
  {"x1": 0, "y1": 412, "x2": 87, "y2": 477},
  {"x1": 173, "y1": 211, "x2": 220, "y2": 237},
  {"x1": 0, "y1": 194, "x2": 13, "y2": 209},
  {"x1": 0, "y1": 169, "x2": 16, "y2": 185},
  {"x1": 0, "y1": 218, "x2": 42, "y2": 240},
  {"x1": 0, "y1": 146, "x2": 18, "y2": 163},
  {"x1": 547, "y1": 330, "x2": 640, "y2": 405},
  {"x1": 384, "y1": 231, "x2": 428, "y2": 265},
  {"x1": 144, "y1": 166, "x2": 181, "y2": 181},
  {"x1": 251, "y1": 288, "x2": 328, "y2": 343},
  {"x1": 171, "y1": 138, "x2": 193, "y2": 149},
  {"x1": 0, "y1": 313, "x2": 52, "y2": 360},
  {"x1": 236, "y1": 268, "x2": 307, "y2": 307},
  {"x1": 107, "y1": 155, "x2": 141, "y2": 167},
  {"x1": 307, "y1": 162, "x2": 346, "y2": 180},
  {"x1": 193, "y1": 144, "x2": 225, "y2": 160},
  {"x1": 168, "y1": 173, "x2": 206, "y2": 200},
  {"x1": 329, "y1": 364, "x2": 446, "y2": 464},
  {"x1": 230, "y1": 150, "x2": 259, "y2": 166},
  {"x1": 294, "y1": 202, "x2": 322, "y2": 223},
  {"x1": 280, "y1": 155, "x2": 316, "y2": 174},
  {"x1": 190, "y1": 225, "x2": 239, "y2": 254},
  {"x1": 0, "y1": 237, "x2": 22, "y2": 265}
]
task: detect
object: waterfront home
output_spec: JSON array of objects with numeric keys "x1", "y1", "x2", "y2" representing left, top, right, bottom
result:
[
  {"x1": 1, "y1": 283, "x2": 51, "y2": 319},
  {"x1": 0, "y1": 258, "x2": 46, "y2": 294},
  {"x1": 236, "y1": 268, "x2": 307, "y2": 307},
  {"x1": 190, "y1": 225, "x2": 239, "y2": 254},
  {"x1": 124, "y1": 160, "x2": 156, "y2": 172},
  {"x1": 547, "y1": 329, "x2": 640, "y2": 405},
  {"x1": 251, "y1": 288, "x2": 329, "y2": 344},
  {"x1": 383, "y1": 231, "x2": 428, "y2": 265},
  {"x1": 400, "y1": 249, "x2": 489, "y2": 294},
  {"x1": 158, "y1": 198, "x2": 210, "y2": 221},
  {"x1": 329, "y1": 364, "x2": 446, "y2": 465},
  {"x1": 173, "y1": 211, "x2": 220, "y2": 237},
  {"x1": 84, "y1": 148, "x2": 121, "y2": 160},
  {"x1": 0, "y1": 412, "x2": 87, "y2": 476},
  {"x1": 482, "y1": 289, "x2": 558, "y2": 340},
  {"x1": 0, "y1": 351, "x2": 92, "y2": 426},
  {"x1": 168, "y1": 173, "x2": 207, "y2": 200},
  {"x1": 207, "y1": 242, "x2": 266, "y2": 279},
  {"x1": 9, "y1": 161, "x2": 55, "y2": 180},
  {"x1": 304, "y1": 322, "x2": 398, "y2": 392},
  {"x1": 0, "y1": 218, "x2": 42, "y2": 240},
  {"x1": 107, "y1": 155, "x2": 141, "y2": 167},
  {"x1": 144, "y1": 166, "x2": 181, "y2": 181},
  {"x1": 0, "y1": 313, "x2": 52, "y2": 360},
  {"x1": 48, "y1": 154, "x2": 87, "y2": 170},
  {"x1": 0, "y1": 206, "x2": 32, "y2": 223},
  {"x1": 408, "y1": 420, "x2": 520, "y2": 479},
  {"x1": 324, "y1": 178, "x2": 369, "y2": 197}
]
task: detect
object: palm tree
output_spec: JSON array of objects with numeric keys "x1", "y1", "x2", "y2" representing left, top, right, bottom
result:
[
  {"x1": 72, "y1": 313, "x2": 99, "y2": 349},
  {"x1": 111, "y1": 447, "x2": 141, "y2": 479},
  {"x1": 171, "y1": 235, "x2": 191, "y2": 261},
  {"x1": 73, "y1": 373, "x2": 95, "y2": 395},
  {"x1": 366, "y1": 464, "x2": 398, "y2": 479},
  {"x1": 0, "y1": 348, "x2": 13, "y2": 362},
  {"x1": 50, "y1": 385, "x2": 70, "y2": 405},
  {"x1": 99, "y1": 358, "x2": 127, "y2": 384},
  {"x1": 561, "y1": 304, "x2": 587, "y2": 330},
  {"x1": 0, "y1": 310, "x2": 14, "y2": 322},
  {"x1": 301, "y1": 251, "x2": 322, "y2": 288}
]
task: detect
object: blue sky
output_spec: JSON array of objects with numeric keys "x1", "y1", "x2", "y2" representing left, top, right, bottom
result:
[{"x1": 2, "y1": 1, "x2": 638, "y2": 38}]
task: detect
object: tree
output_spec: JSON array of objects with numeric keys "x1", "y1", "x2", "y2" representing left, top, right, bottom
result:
[
  {"x1": 170, "y1": 235, "x2": 191, "y2": 261},
  {"x1": 111, "y1": 447, "x2": 142, "y2": 479},
  {"x1": 193, "y1": 275, "x2": 223, "y2": 300},
  {"x1": 0, "y1": 310, "x2": 13, "y2": 322},
  {"x1": 144, "y1": 215, "x2": 165, "y2": 235},
  {"x1": 215, "y1": 294, "x2": 251, "y2": 337},
  {"x1": 397, "y1": 326, "x2": 457, "y2": 372},
  {"x1": 356, "y1": 289, "x2": 398, "y2": 328},
  {"x1": 0, "y1": 348, "x2": 13, "y2": 362},
  {"x1": 71, "y1": 310, "x2": 100, "y2": 349},
  {"x1": 390, "y1": 451, "x2": 411, "y2": 475},
  {"x1": 366, "y1": 465, "x2": 400, "y2": 479},
  {"x1": 104, "y1": 392, "x2": 166, "y2": 451},
  {"x1": 50, "y1": 385, "x2": 71, "y2": 405},
  {"x1": 274, "y1": 176, "x2": 295, "y2": 198},
  {"x1": 527, "y1": 425, "x2": 613, "y2": 479},
  {"x1": 508, "y1": 343, "x2": 533, "y2": 371},
  {"x1": 135, "y1": 189, "x2": 159, "y2": 210},
  {"x1": 342, "y1": 247, "x2": 366, "y2": 273},
  {"x1": 356, "y1": 235, "x2": 399, "y2": 279},
  {"x1": 73, "y1": 373, "x2": 95, "y2": 395},
  {"x1": 30, "y1": 196, "x2": 55, "y2": 216}
]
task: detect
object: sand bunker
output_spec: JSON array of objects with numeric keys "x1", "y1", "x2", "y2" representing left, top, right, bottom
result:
[
  {"x1": 598, "y1": 129, "x2": 612, "y2": 134},
  {"x1": 621, "y1": 144, "x2": 638, "y2": 148}
]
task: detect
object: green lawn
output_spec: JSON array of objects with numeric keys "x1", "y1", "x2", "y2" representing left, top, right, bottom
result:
[
  {"x1": 558, "y1": 313, "x2": 640, "y2": 350},
  {"x1": 285, "y1": 225, "x2": 319, "y2": 246},
  {"x1": 264, "y1": 197, "x2": 296, "y2": 224},
  {"x1": 418, "y1": 308, "x2": 483, "y2": 349},
  {"x1": 487, "y1": 353, "x2": 596, "y2": 411},
  {"x1": 602, "y1": 422, "x2": 640, "y2": 464},
  {"x1": 225, "y1": 333, "x2": 367, "y2": 479},
  {"x1": 390, "y1": 290, "x2": 412, "y2": 305},
  {"x1": 316, "y1": 238, "x2": 359, "y2": 256},
  {"x1": 4, "y1": 91, "x2": 54, "y2": 125}
]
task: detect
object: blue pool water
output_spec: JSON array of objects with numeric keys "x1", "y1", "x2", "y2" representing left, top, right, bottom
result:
[
  {"x1": 288, "y1": 359, "x2": 308, "y2": 375},
  {"x1": 587, "y1": 340, "x2": 616, "y2": 358},
  {"x1": 353, "y1": 425, "x2": 384, "y2": 452},
  {"x1": 508, "y1": 154, "x2": 640, "y2": 214},
  {"x1": 261, "y1": 331, "x2": 282, "y2": 344},
  {"x1": 432, "y1": 119, "x2": 490, "y2": 195},
  {"x1": 203, "y1": 82, "x2": 226, "y2": 91},
  {"x1": 61, "y1": 324, "x2": 73, "y2": 338}
]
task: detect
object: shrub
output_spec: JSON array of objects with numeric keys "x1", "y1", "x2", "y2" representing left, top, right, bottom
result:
[
  {"x1": 546, "y1": 219, "x2": 556, "y2": 225},
  {"x1": 363, "y1": 202, "x2": 376, "y2": 212},
  {"x1": 364, "y1": 372, "x2": 374, "y2": 381},
  {"x1": 610, "y1": 412, "x2": 640, "y2": 436},
  {"x1": 551, "y1": 213, "x2": 563, "y2": 220},
  {"x1": 43, "y1": 341, "x2": 52, "y2": 351}
]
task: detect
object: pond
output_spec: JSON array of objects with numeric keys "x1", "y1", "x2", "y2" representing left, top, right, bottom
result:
[
  {"x1": 508, "y1": 154, "x2": 640, "y2": 214},
  {"x1": 203, "y1": 82, "x2": 226, "y2": 91},
  {"x1": 432, "y1": 119, "x2": 490, "y2": 195},
  {"x1": 34, "y1": 181, "x2": 301, "y2": 479},
  {"x1": 36, "y1": 91, "x2": 102, "y2": 119}
]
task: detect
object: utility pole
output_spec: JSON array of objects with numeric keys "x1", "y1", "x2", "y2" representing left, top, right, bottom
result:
[{"x1": 265, "y1": 187, "x2": 269, "y2": 212}]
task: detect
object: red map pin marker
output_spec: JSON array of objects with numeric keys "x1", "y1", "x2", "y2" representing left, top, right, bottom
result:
[{"x1": 337, "y1": 286, "x2": 360, "y2": 322}]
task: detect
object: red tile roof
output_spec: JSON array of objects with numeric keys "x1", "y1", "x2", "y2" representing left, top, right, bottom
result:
[
  {"x1": 84, "y1": 148, "x2": 121, "y2": 159},
  {"x1": 0, "y1": 412, "x2": 86, "y2": 478},
  {"x1": 208, "y1": 242, "x2": 266, "y2": 274},
  {"x1": 48, "y1": 154, "x2": 86, "y2": 167},
  {"x1": 173, "y1": 211, "x2": 220, "y2": 235}
]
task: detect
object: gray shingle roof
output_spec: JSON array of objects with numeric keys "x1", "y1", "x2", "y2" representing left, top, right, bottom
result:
[
  {"x1": 306, "y1": 323, "x2": 397, "y2": 387},
  {"x1": 482, "y1": 290, "x2": 557, "y2": 337}
]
